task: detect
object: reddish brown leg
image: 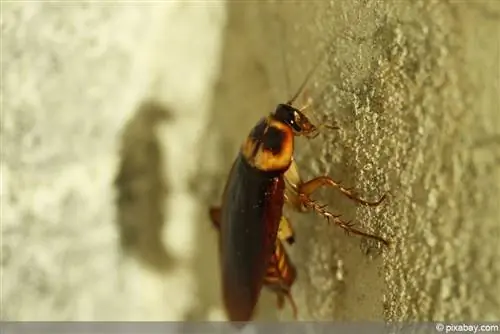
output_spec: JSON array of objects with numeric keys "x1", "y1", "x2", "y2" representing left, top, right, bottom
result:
[
  {"x1": 273, "y1": 290, "x2": 298, "y2": 319},
  {"x1": 298, "y1": 176, "x2": 386, "y2": 207},
  {"x1": 276, "y1": 294, "x2": 285, "y2": 309},
  {"x1": 266, "y1": 237, "x2": 299, "y2": 319},
  {"x1": 209, "y1": 206, "x2": 221, "y2": 229},
  {"x1": 286, "y1": 291, "x2": 298, "y2": 319},
  {"x1": 283, "y1": 161, "x2": 388, "y2": 245},
  {"x1": 299, "y1": 193, "x2": 389, "y2": 246}
]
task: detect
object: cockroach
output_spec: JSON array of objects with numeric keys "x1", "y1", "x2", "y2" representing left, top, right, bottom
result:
[
  {"x1": 208, "y1": 61, "x2": 388, "y2": 322},
  {"x1": 210, "y1": 209, "x2": 298, "y2": 319}
]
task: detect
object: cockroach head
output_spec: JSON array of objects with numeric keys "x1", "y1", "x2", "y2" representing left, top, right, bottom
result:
[{"x1": 272, "y1": 103, "x2": 317, "y2": 137}]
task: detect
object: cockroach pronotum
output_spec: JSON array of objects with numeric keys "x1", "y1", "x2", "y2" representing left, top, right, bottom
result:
[{"x1": 208, "y1": 60, "x2": 389, "y2": 322}]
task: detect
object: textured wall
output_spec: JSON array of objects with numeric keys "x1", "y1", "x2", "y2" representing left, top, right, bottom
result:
[{"x1": 193, "y1": 0, "x2": 500, "y2": 322}]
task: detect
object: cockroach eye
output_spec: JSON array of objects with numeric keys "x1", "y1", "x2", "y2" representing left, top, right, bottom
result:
[
  {"x1": 290, "y1": 121, "x2": 301, "y2": 132},
  {"x1": 274, "y1": 104, "x2": 302, "y2": 132}
]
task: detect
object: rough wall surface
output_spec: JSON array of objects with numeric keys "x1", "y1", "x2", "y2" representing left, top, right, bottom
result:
[{"x1": 194, "y1": 0, "x2": 500, "y2": 322}]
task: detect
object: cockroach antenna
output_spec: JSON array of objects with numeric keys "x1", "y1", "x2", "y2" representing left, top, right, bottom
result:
[{"x1": 286, "y1": 48, "x2": 329, "y2": 106}]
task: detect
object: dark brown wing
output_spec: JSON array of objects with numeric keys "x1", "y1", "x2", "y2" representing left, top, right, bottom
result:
[
  {"x1": 210, "y1": 155, "x2": 285, "y2": 321},
  {"x1": 209, "y1": 205, "x2": 297, "y2": 319}
]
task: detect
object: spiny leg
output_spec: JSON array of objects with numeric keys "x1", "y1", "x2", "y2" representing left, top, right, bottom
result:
[
  {"x1": 266, "y1": 243, "x2": 299, "y2": 319},
  {"x1": 298, "y1": 176, "x2": 386, "y2": 207},
  {"x1": 265, "y1": 237, "x2": 298, "y2": 318},
  {"x1": 276, "y1": 294, "x2": 285, "y2": 309},
  {"x1": 283, "y1": 159, "x2": 388, "y2": 245},
  {"x1": 283, "y1": 291, "x2": 298, "y2": 319},
  {"x1": 265, "y1": 272, "x2": 299, "y2": 319},
  {"x1": 300, "y1": 193, "x2": 389, "y2": 246},
  {"x1": 288, "y1": 295, "x2": 298, "y2": 319}
]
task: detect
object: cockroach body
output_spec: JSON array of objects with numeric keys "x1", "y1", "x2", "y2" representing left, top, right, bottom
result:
[
  {"x1": 264, "y1": 232, "x2": 298, "y2": 318},
  {"x1": 209, "y1": 67, "x2": 389, "y2": 322},
  {"x1": 209, "y1": 209, "x2": 298, "y2": 318}
]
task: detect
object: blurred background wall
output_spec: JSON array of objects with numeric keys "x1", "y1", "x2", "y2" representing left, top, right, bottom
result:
[
  {"x1": 2, "y1": 0, "x2": 499, "y2": 322},
  {"x1": 2, "y1": 1, "x2": 227, "y2": 320}
]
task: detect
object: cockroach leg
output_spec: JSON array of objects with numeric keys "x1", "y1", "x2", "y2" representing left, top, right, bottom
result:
[
  {"x1": 276, "y1": 294, "x2": 285, "y2": 309},
  {"x1": 275, "y1": 292, "x2": 298, "y2": 319},
  {"x1": 298, "y1": 176, "x2": 386, "y2": 207},
  {"x1": 284, "y1": 159, "x2": 302, "y2": 190},
  {"x1": 284, "y1": 160, "x2": 309, "y2": 213},
  {"x1": 278, "y1": 216, "x2": 295, "y2": 245},
  {"x1": 299, "y1": 193, "x2": 389, "y2": 246},
  {"x1": 286, "y1": 291, "x2": 298, "y2": 319},
  {"x1": 274, "y1": 289, "x2": 298, "y2": 319},
  {"x1": 209, "y1": 206, "x2": 221, "y2": 229}
]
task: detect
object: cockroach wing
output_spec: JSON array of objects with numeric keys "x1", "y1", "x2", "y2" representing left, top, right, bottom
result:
[{"x1": 218, "y1": 154, "x2": 285, "y2": 322}]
